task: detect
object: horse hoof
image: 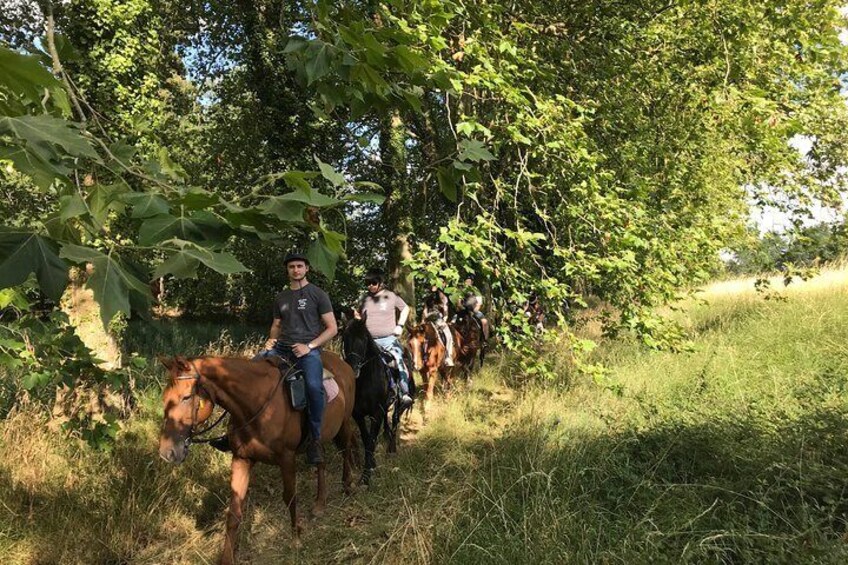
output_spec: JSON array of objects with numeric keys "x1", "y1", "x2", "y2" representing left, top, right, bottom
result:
[
  {"x1": 311, "y1": 504, "x2": 326, "y2": 518},
  {"x1": 292, "y1": 536, "x2": 302, "y2": 549}
]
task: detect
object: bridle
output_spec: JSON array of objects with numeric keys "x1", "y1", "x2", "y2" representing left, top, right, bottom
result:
[
  {"x1": 343, "y1": 340, "x2": 381, "y2": 379},
  {"x1": 172, "y1": 360, "x2": 291, "y2": 449},
  {"x1": 342, "y1": 321, "x2": 384, "y2": 379}
]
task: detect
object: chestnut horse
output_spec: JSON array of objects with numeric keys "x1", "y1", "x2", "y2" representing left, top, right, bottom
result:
[
  {"x1": 158, "y1": 353, "x2": 356, "y2": 565},
  {"x1": 407, "y1": 322, "x2": 460, "y2": 409}
]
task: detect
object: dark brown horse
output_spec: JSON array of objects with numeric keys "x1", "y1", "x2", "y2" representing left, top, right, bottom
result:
[
  {"x1": 158, "y1": 353, "x2": 356, "y2": 564},
  {"x1": 407, "y1": 322, "x2": 459, "y2": 410},
  {"x1": 452, "y1": 308, "x2": 484, "y2": 379}
]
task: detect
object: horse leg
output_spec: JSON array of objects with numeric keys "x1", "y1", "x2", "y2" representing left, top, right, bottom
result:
[
  {"x1": 336, "y1": 418, "x2": 353, "y2": 494},
  {"x1": 355, "y1": 414, "x2": 377, "y2": 485},
  {"x1": 383, "y1": 402, "x2": 397, "y2": 454},
  {"x1": 280, "y1": 449, "x2": 302, "y2": 547},
  {"x1": 333, "y1": 417, "x2": 355, "y2": 494},
  {"x1": 444, "y1": 365, "x2": 455, "y2": 395},
  {"x1": 220, "y1": 456, "x2": 253, "y2": 565},
  {"x1": 425, "y1": 367, "x2": 437, "y2": 410},
  {"x1": 313, "y1": 461, "x2": 328, "y2": 517},
  {"x1": 388, "y1": 402, "x2": 401, "y2": 454}
]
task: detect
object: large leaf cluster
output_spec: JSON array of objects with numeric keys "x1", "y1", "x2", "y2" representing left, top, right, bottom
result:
[{"x1": 285, "y1": 0, "x2": 848, "y2": 352}]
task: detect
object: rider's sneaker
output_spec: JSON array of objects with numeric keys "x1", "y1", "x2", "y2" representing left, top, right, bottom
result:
[
  {"x1": 307, "y1": 438, "x2": 324, "y2": 465},
  {"x1": 399, "y1": 394, "x2": 414, "y2": 407}
]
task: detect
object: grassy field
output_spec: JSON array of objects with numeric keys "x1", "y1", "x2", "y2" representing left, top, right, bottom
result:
[{"x1": 3, "y1": 268, "x2": 848, "y2": 564}]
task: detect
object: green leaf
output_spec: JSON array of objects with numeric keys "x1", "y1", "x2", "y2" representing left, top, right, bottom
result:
[
  {"x1": 152, "y1": 250, "x2": 200, "y2": 279},
  {"x1": 122, "y1": 192, "x2": 169, "y2": 218},
  {"x1": 362, "y1": 33, "x2": 387, "y2": 66},
  {"x1": 60, "y1": 244, "x2": 152, "y2": 327},
  {"x1": 177, "y1": 187, "x2": 219, "y2": 209},
  {"x1": 188, "y1": 211, "x2": 232, "y2": 244},
  {"x1": 305, "y1": 42, "x2": 331, "y2": 85},
  {"x1": 393, "y1": 46, "x2": 429, "y2": 74},
  {"x1": 322, "y1": 229, "x2": 346, "y2": 255},
  {"x1": 138, "y1": 214, "x2": 203, "y2": 245},
  {"x1": 306, "y1": 237, "x2": 339, "y2": 281},
  {"x1": 157, "y1": 147, "x2": 187, "y2": 181},
  {"x1": 58, "y1": 242, "x2": 104, "y2": 263},
  {"x1": 87, "y1": 183, "x2": 129, "y2": 228},
  {"x1": 276, "y1": 188, "x2": 342, "y2": 208},
  {"x1": 283, "y1": 36, "x2": 308, "y2": 54},
  {"x1": 457, "y1": 138, "x2": 494, "y2": 162},
  {"x1": 437, "y1": 166, "x2": 457, "y2": 202},
  {"x1": 0, "y1": 115, "x2": 99, "y2": 162},
  {"x1": 258, "y1": 197, "x2": 308, "y2": 223},
  {"x1": 154, "y1": 243, "x2": 248, "y2": 279},
  {"x1": 0, "y1": 46, "x2": 63, "y2": 105},
  {"x1": 59, "y1": 193, "x2": 88, "y2": 221},
  {"x1": 22, "y1": 371, "x2": 52, "y2": 391},
  {"x1": 0, "y1": 144, "x2": 68, "y2": 189},
  {"x1": 0, "y1": 228, "x2": 68, "y2": 300},
  {"x1": 0, "y1": 287, "x2": 30, "y2": 309},
  {"x1": 315, "y1": 157, "x2": 346, "y2": 187},
  {"x1": 280, "y1": 171, "x2": 316, "y2": 191},
  {"x1": 402, "y1": 89, "x2": 423, "y2": 114},
  {"x1": 221, "y1": 202, "x2": 277, "y2": 231},
  {"x1": 51, "y1": 34, "x2": 81, "y2": 62}
]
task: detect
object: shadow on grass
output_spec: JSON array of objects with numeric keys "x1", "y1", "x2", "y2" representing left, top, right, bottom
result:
[
  {"x1": 435, "y1": 399, "x2": 848, "y2": 564},
  {"x1": 5, "y1": 371, "x2": 848, "y2": 564},
  {"x1": 0, "y1": 434, "x2": 230, "y2": 564}
]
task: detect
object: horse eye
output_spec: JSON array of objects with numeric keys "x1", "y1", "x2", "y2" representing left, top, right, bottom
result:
[{"x1": 181, "y1": 395, "x2": 192, "y2": 402}]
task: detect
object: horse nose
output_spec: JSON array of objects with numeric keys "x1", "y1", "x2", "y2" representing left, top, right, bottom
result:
[{"x1": 159, "y1": 445, "x2": 182, "y2": 463}]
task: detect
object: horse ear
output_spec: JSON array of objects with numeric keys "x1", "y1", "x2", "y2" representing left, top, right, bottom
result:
[
  {"x1": 174, "y1": 355, "x2": 191, "y2": 372},
  {"x1": 158, "y1": 355, "x2": 175, "y2": 370},
  {"x1": 361, "y1": 310, "x2": 368, "y2": 322}
]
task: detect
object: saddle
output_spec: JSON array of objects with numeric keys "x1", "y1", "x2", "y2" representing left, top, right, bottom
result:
[
  {"x1": 261, "y1": 355, "x2": 340, "y2": 407},
  {"x1": 426, "y1": 320, "x2": 450, "y2": 348}
]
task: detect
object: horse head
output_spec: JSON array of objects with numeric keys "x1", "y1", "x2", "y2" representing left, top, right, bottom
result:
[
  {"x1": 342, "y1": 317, "x2": 372, "y2": 376},
  {"x1": 407, "y1": 324, "x2": 427, "y2": 371},
  {"x1": 158, "y1": 356, "x2": 214, "y2": 464}
]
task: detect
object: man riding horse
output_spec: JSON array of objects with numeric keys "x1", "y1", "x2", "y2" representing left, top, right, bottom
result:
[
  {"x1": 422, "y1": 284, "x2": 455, "y2": 367},
  {"x1": 253, "y1": 251, "x2": 337, "y2": 465},
  {"x1": 454, "y1": 273, "x2": 489, "y2": 342},
  {"x1": 355, "y1": 268, "x2": 414, "y2": 407}
]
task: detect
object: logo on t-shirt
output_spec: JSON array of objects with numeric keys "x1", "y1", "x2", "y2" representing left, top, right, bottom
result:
[{"x1": 297, "y1": 298, "x2": 308, "y2": 310}]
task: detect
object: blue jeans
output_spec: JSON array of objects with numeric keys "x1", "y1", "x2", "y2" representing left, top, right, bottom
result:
[
  {"x1": 254, "y1": 347, "x2": 325, "y2": 439},
  {"x1": 373, "y1": 336, "x2": 410, "y2": 395}
]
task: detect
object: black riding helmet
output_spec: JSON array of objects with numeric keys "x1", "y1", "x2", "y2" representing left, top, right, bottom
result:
[{"x1": 283, "y1": 251, "x2": 310, "y2": 266}]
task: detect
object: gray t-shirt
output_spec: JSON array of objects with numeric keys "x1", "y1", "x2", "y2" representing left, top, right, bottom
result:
[
  {"x1": 359, "y1": 289, "x2": 407, "y2": 338},
  {"x1": 272, "y1": 283, "x2": 333, "y2": 348}
]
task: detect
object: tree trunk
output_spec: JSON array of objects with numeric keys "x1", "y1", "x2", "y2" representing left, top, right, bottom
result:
[
  {"x1": 381, "y1": 111, "x2": 416, "y2": 320},
  {"x1": 61, "y1": 266, "x2": 122, "y2": 370}
]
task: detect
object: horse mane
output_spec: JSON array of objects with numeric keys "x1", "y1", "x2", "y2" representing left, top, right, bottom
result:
[
  {"x1": 178, "y1": 355, "x2": 279, "y2": 383},
  {"x1": 344, "y1": 318, "x2": 382, "y2": 357}
]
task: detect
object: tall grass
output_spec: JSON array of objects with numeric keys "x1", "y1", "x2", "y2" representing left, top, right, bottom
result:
[{"x1": 3, "y1": 268, "x2": 848, "y2": 563}]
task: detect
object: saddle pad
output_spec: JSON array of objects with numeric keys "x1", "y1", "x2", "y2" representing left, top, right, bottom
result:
[{"x1": 323, "y1": 374, "x2": 339, "y2": 404}]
